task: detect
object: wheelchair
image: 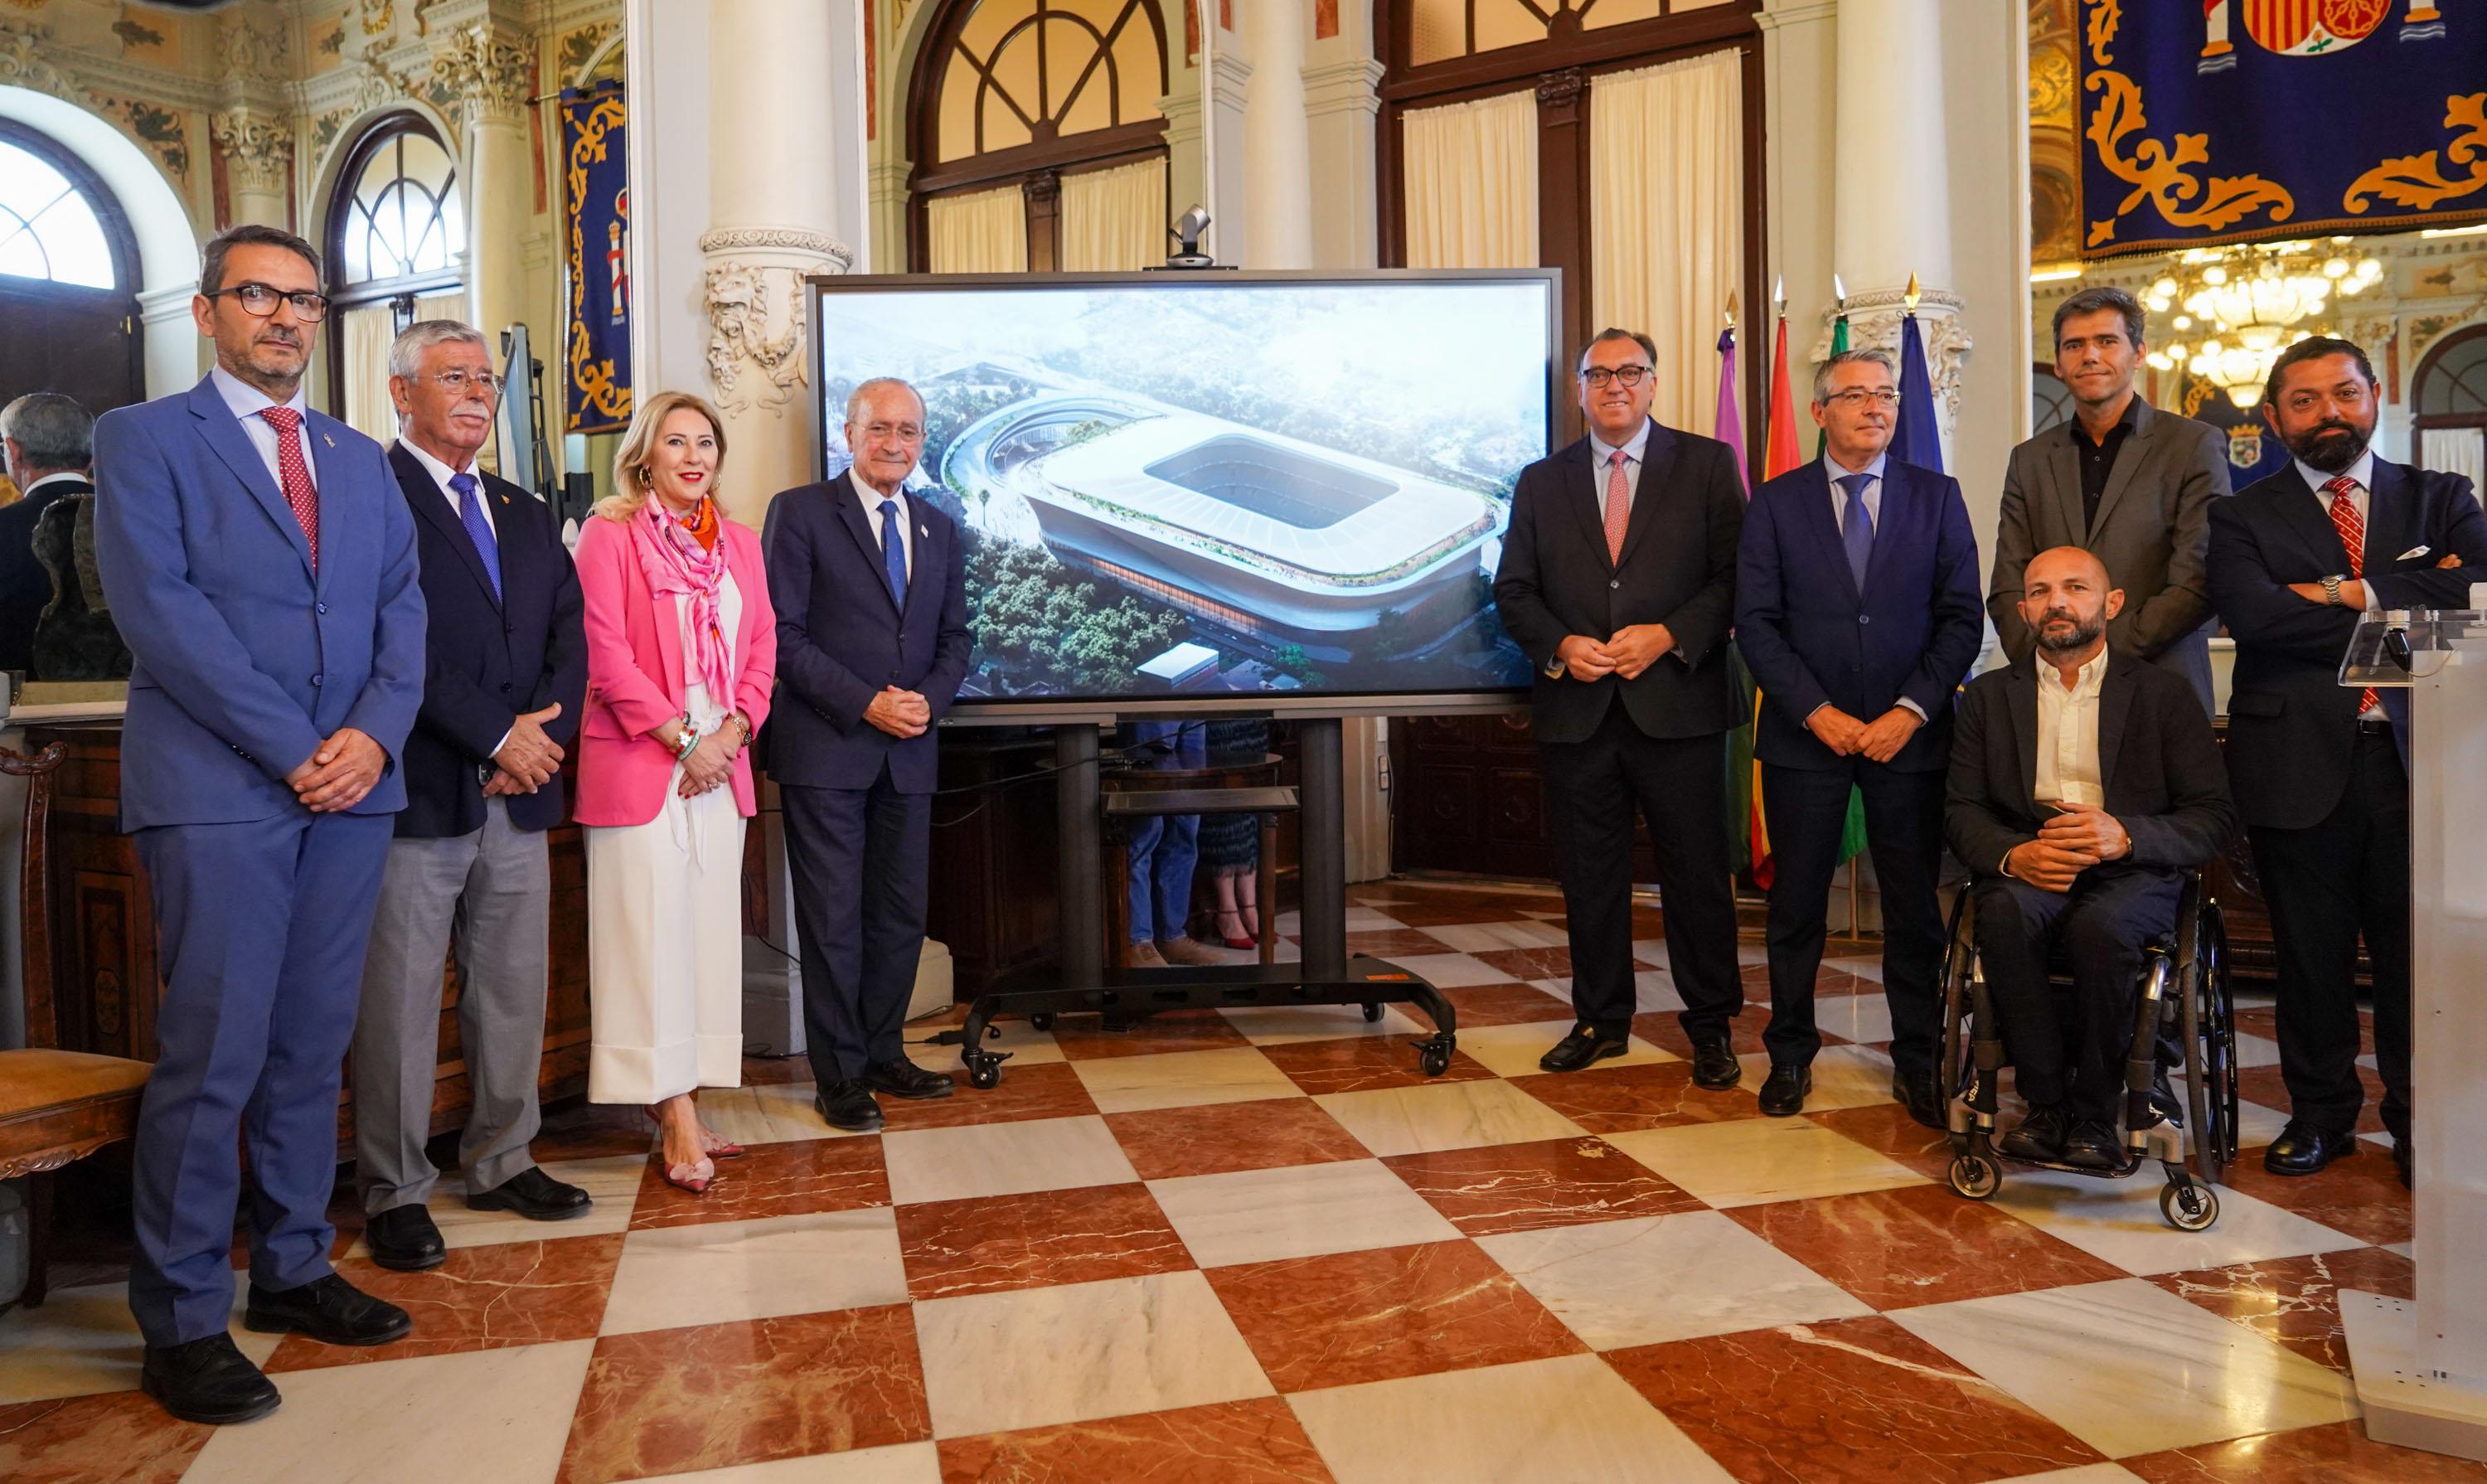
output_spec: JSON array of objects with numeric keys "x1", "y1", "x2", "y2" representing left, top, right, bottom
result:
[{"x1": 1935, "y1": 870, "x2": 2238, "y2": 1230}]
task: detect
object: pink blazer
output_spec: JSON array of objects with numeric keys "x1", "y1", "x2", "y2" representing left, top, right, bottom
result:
[{"x1": 572, "y1": 509, "x2": 777, "y2": 827}]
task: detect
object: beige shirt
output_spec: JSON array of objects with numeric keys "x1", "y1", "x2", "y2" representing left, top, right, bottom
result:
[{"x1": 2034, "y1": 648, "x2": 2108, "y2": 811}]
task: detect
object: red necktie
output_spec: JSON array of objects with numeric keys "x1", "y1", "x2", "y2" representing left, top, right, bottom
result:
[
  {"x1": 255, "y1": 405, "x2": 320, "y2": 570},
  {"x1": 2324, "y1": 474, "x2": 2378, "y2": 715},
  {"x1": 1603, "y1": 449, "x2": 1630, "y2": 565}
]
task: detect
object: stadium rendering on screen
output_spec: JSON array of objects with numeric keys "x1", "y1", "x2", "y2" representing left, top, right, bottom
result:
[{"x1": 812, "y1": 271, "x2": 1552, "y2": 709}]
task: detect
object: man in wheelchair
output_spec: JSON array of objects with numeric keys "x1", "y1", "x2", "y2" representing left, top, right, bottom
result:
[{"x1": 1946, "y1": 547, "x2": 2236, "y2": 1168}]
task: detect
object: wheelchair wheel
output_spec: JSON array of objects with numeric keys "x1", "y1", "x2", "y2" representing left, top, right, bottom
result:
[
  {"x1": 2160, "y1": 1180, "x2": 2218, "y2": 1231},
  {"x1": 2179, "y1": 900, "x2": 2240, "y2": 1186},
  {"x1": 1946, "y1": 1152, "x2": 2001, "y2": 1200},
  {"x1": 1937, "y1": 890, "x2": 1977, "y2": 1102}
]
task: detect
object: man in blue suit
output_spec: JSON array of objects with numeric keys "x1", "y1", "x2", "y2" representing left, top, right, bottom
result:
[
  {"x1": 91, "y1": 224, "x2": 426, "y2": 1424},
  {"x1": 1734, "y1": 348, "x2": 1983, "y2": 1121},
  {"x1": 764, "y1": 377, "x2": 972, "y2": 1132}
]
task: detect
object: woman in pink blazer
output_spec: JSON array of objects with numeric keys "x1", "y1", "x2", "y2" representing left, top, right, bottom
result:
[{"x1": 574, "y1": 390, "x2": 776, "y2": 1193}]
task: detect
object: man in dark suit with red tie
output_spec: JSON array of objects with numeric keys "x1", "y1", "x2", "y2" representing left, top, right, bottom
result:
[
  {"x1": 1493, "y1": 328, "x2": 1747, "y2": 1085},
  {"x1": 2209, "y1": 336, "x2": 2487, "y2": 1186}
]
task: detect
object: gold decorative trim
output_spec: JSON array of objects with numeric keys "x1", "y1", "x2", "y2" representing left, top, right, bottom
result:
[
  {"x1": 565, "y1": 90, "x2": 631, "y2": 433},
  {"x1": 2085, "y1": 0, "x2": 2121, "y2": 67},
  {"x1": 2347, "y1": 94, "x2": 2487, "y2": 215},
  {"x1": 2083, "y1": 69, "x2": 2292, "y2": 250}
]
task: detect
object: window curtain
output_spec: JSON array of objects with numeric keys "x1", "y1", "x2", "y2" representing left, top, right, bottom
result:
[
  {"x1": 2422, "y1": 427, "x2": 2485, "y2": 494},
  {"x1": 342, "y1": 290, "x2": 467, "y2": 444},
  {"x1": 927, "y1": 185, "x2": 1030, "y2": 274},
  {"x1": 1401, "y1": 89, "x2": 1539, "y2": 269},
  {"x1": 1588, "y1": 50, "x2": 1743, "y2": 434},
  {"x1": 1060, "y1": 158, "x2": 1167, "y2": 272}
]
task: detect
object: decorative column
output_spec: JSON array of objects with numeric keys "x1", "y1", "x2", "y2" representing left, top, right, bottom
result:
[
  {"x1": 211, "y1": 109, "x2": 293, "y2": 232},
  {"x1": 1239, "y1": 0, "x2": 1312, "y2": 271},
  {"x1": 432, "y1": 22, "x2": 533, "y2": 352},
  {"x1": 1301, "y1": 46, "x2": 1384, "y2": 269},
  {"x1": 1200, "y1": 29, "x2": 1253, "y2": 265}
]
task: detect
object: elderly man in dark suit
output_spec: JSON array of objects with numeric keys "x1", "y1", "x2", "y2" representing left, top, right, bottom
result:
[
  {"x1": 350, "y1": 319, "x2": 589, "y2": 1273},
  {"x1": 1735, "y1": 348, "x2": 1984, "y2": 1123},
  {"x1": 0, "y1": 391, "x2": 95, "y2": 677},
  {"x1": 2209, "y1": 336, "x2": 2487, "y2": 1185},
  {"x1": 1948, "y1": 546, "x2": 2235, "y2": 1170},
  {"x1": 1493, "y1": 327, "x2": 1747, "y2": 1085},
  {"x1": 764, "y1": 376, "x2": 973, "y2": 1132}
]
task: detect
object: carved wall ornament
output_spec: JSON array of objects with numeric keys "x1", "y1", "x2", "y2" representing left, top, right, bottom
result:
[
  {"x1": 1807, "y1": 285, "x2": 1976, "y2": 424},
  {"x1": 361, "y1": 0, "x2": 397, "y2": 39},
  {"x1": 432, "y1": 23, "x2": 535, "y2": 127},
  {"x1": 2347, "y1": 94, "x2": 2487, "y2": 216},
  {"x1": 212, "y1": 110, "x2": 296, "y2": 197},
  {"x1": 218, "y1": 17, "x2": 289, "y2": 81},
  {"x1": 0, "y1": 17, "x2": 86, "y2": 107},
  {"x1": 702, "y1": 259, "x2": 811, "y2": 417},
  {"x1": 696, "y1": 226, "x2": 859, "y2": 267}
]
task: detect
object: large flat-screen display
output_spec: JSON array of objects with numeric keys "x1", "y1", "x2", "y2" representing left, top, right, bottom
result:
[{"x1": 810, "y1": 270, "x2": 1554, "y2": 717}]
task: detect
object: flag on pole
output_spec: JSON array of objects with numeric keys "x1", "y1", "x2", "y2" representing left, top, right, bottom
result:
[
  {"x1": 1888, "y1": 295, "x2": 1944, "y2": 474},
  {"x1": 1814, "y1": 313, "x2": 1848, "y2": 461},
  {"x1": 1764, "y1": 312, "x2": 1802, "y2": 480},
  {"x1": 1714, "y1": 325, "x2": 1748, "y2": 496},
  {"x1": 1717, "y1": 322, "x2": 1761, "y2": 876}
]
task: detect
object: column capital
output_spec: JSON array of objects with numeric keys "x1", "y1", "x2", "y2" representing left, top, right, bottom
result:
[
  {"x1": 1301, "y1": 57, "x2": 1384, "y2": 119},
  {"x1": 699, "y1": 228, "x2": 856, "y2": 420},
  {"x1": 1810, "y1": 284, "x2": 1975, "y2": 425},
  {"x1": 137, "y1": 284, "x2": 198, "y2": 324},
  {"x1": 211, "y1": 109, "x2": 296, "y2": 198},
  {"x1": 431, "y1": 22, "x2": 534, "y2": 128},
  {"x1": 1206, "y1": 48, "x2": 1254, "y2": 102},
  {"x1": 1535, "y1": 65, "x2": 1588, "y2": 116}
]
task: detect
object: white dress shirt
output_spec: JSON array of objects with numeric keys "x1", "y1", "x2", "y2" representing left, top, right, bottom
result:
[
  {"x1": 855, "y1": 478, "x2": 914, "y2": 580},
  {"x1": 1587, "y1": 419, "x2": 1651, "y2": 521},
  {"x1": 20, "y1": 470, "x2": 90, "y2": 499},
  {"x1": 209, "y1": 364, "x2": 318, "y2": 494},
  {"x1": 2034, "y1": 647, "x2": 2108, "y2": 811},
  {"x1": 395, "y1": 436, "x2": 493, "y2": 535}
]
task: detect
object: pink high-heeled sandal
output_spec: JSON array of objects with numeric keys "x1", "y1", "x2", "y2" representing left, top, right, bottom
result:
[{"x1": 660, "y1": 1155, "x2": 716, "y2": 1195}]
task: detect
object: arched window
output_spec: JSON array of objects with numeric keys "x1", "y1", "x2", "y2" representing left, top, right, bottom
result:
[
  {"x1": 2034, "y1": 365, "x2": 2074, "y2": 435},
  {"x1": 0, "y1": 119, "x2": 143, "y2": 425},
  {"x1": 325, "y1": 114, "x2": 466, "y2": 435},
  {"x1": 2414, "y1": 325, "x2": 2487, "y2": 493}
]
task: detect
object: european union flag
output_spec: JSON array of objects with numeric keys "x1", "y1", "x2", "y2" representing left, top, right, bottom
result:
[{"x1": 1887, "y1": 313, "x2": 1943, "y2": 475}]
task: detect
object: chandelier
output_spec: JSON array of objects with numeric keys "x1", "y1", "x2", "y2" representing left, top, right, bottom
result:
[{"x1": 2139, "y1": 240, "x2": 2383, "y2": 407}]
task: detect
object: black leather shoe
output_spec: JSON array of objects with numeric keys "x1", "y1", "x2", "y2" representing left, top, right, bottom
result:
[
  {"x1": 364, "y1": 1204, "x2": 447, "y2": 1271},
  {"x1": 2262, "y1": 1119, "x2": 2357, "y2": 1176},
  {"x1": 1688, "y1": 1033, "x2": 1743, "y2": 1090},
  {"x1": 2394, "y1": 1138, "x2": 2413, "y2": 1189},
  {"x1": 2059, "y1": 1120, "x2": 2122, "y2": 1171},
  {"x1": 861, "y1": 1058, "x2": 956, "y2": 1100},
  {"x1": 141, "y1": 1333, "x2": 280, "y2": 1424},
  {"x1": 2000, "y1": 1105, "x2": 2072, "y2": 1162},
  {"x1": 1892, "y1": 1071, "x2": 1946, "y2": 1130},
  {"x1": 244, "y1": 1273, "x2": 411, "y2": 1347},
  {"x1": 466, "y1": 1166, "x2": 594, "y2": 1221},
  {"x1": 1538, "y1": 1026, "x2": 1629, "y2": 1074},
  {"x1": 1757, "y1": 1063, "x2": 1811, "y2": 1117},
  {"x1": 816, "y1": 1080, "x2": 885, "y2": 1132}
]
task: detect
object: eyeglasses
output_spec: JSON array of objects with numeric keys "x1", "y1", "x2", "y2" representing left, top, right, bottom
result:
[
  {"x1": 858, "y1": 422, "x2": 924, "y2": 443},
  {"x1": 1580, "y1": 366, "x2": 1652, "y2": 389},
  {"x1": 415, "y1": 371, "x2": 506, "y2": 397},
  {"x1": 1825, "y1": 388, "x2": 1902, "y2": 409},
  {"x1": 205, "y1": 282, "x2": 331, "y2": 322}
]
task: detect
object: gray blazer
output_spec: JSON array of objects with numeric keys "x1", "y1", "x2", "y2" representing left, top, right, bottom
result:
[{"x1": 1988, "y1": 397, "x2": 2229, "y2": 712}]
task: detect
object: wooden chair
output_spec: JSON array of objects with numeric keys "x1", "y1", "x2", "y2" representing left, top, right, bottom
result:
[{"x1": 0, "y1": 740, "x2": 151, "y2": 1307}]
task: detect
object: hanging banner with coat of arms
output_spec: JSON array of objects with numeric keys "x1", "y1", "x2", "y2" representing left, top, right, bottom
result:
[
  {"x1": 2077, "y1": 1, "x2": 2487, "y2": 259},
  {"x1": 561, "y1": 83, "x2": 633, "y2": 433}
]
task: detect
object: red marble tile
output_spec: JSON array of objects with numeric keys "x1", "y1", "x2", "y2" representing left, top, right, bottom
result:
[
  {"x1": 1725, "y1": 1184, "x2": 2126, "y2": 1311},
  {"x1": 1371, "y1": 901, "x2": 1536, "y2": 927},
  {"x1": 556, "y1": 1305, "x2": 930, "y2": 1484},
  {"x1": 2215, "y1": 1147, "x2": 2412, "y2": 1247},
  {"x1": 1606, "y1": 1314, "x2": 2103, "y2": 1484},
  {"x1": 1809, "y1": 1102, "x2": 1959, "y2": 1182},
  {"x1": 1053, "y1": 1010, "x2": 1255, "y2": 1061},
  {"x1": 738, "y1": 1054, "x2": 816, "y2": 1085},
  {"x1": 2237, "y1": 1063, "x2": 2389, "y2": 1136},
  {"x1": 1382, "y1": 1135, "x2": 1703, "y2": 1235},
  {"x1": 1519, "y1": 1059, "x2": 1759, "y2": 1134},
  {"x1": 1633, "y1": 1011, "x2": 1772, "y2": 1058},
  {"x1": 1203, "y1": 1239, "x2": 1584, "y2": 1391},
  {"x1": 2146, "y1": 1247, "x2": 2417, "y2": 1374},
  {"x1": 2233, "y1": 1005, "x2": 2376, "y2": 1057},
  {"x1": 881, "y1": 1060, "x2": 1102, "y2": 1132},
  {"x1": 895, "y1": 1182, "x2": 1192, "y2": 1299},
  {"x1": 1471, "y1": 945, "x2": 1574, "y2": 981},
  {"x1": 2122, "y1": 1420, "x2": 2487, "y2": 1482},
  {"x1": 630, "y1": 1135, "x2": 890, "y2": 1230},
  {"x1": 937, "y1": 1397, "x2": 1336, "y2": 1482},
  {"x1": 1345, "y1": 928, "x2": 1472, "y2": 958},
  {"x1": 1104, "y1": 1096, "x2": 1368, "y2": 1181},
  {"x1": 266, "y1": 1234, "x2": 625, "y2": 1371},
  {"x1": 1438, "y1": 982, "x2": 1577, "y2": 1026},
  {"x1": 0, "y1": 1392, "x2": 211, "y2": 1484},
  {"x1": 531, "y1": 1101, "x2": 661, "y2": 1161},
  {"x1": 1258, "y1": 1035, "x2": 1496, "y2": 1095}
]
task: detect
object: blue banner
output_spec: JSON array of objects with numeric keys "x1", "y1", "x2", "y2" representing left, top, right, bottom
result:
[
  {"x1": 561, "y1": 84, "x2": 632, "y2": 433},
  {"x1": 2077, "y1": 1, "x2": 2487, "y2": 259}
]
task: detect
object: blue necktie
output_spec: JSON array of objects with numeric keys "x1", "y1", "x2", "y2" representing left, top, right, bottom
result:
[
  {"x1": 449, "y1": 470, "x2": 501, "y2": 602},
  {"x1": 879, "y1": 498, "x2": 908, "y2": 608},
  {"x1": 1836, "y1": 472, "x2": 1875, "y2": 591}
]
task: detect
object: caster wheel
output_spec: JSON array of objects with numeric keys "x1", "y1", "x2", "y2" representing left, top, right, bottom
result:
[
  {"x1": 967, "y1": 1062, "x2": 1001, "y2": 1090},
  {"x1": 1946, "y1": 1154, "x2": 2000, "y2": 1200},
  {"x1": 1361, "y1": 1002, "x2": 1384, "y2": 1023},
  {"x1": 1030, "y1": 1012, "x2": 1056, "y2": 1031},
  {"x1": 1418, "y1": 1045, "x2": 1452, "y2": 1077},
  {"x1": 2160, "y1": 1181, "x2": 2218, "y2": 1231}
]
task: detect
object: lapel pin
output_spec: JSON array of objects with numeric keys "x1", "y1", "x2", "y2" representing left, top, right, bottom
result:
[{"x1": 322, "y1": 433, "x2": 336, "y2": 448}]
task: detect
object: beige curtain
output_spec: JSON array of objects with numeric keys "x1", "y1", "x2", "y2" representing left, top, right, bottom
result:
[
  {"x1": 1061, "y1": 158, "x2": 1167, "y2": 272},
  {"x1": 1402, "y1": 89, "x2": 1539, "y2": 269},
  {"x1": 2422, "y1": 426, "x2": 2485, "y2": 492},
  {"x1": 342, "y1": 291, "x2": 467, "y2": 443},
  {"x1": 1588, "y1": 51, "x2": 1743, "y2": 434},
  {"x1": 927, "y1": 186, "x2": 1030, "y2": 274}
]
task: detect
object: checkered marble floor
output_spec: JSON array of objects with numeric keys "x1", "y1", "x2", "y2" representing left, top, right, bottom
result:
[{"x1": 2, "y1": 880, "x2": 2458, "y2": 1484}]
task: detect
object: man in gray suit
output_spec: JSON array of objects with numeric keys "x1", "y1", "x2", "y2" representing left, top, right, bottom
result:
[{"x1": 1990, "y1": 286, "x2": 2230, "y2": 711}]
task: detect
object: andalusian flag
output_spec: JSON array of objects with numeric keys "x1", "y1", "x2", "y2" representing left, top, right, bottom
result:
[{"x1": 1741, "y1": 308, "x2": 1808, "y2": 886}]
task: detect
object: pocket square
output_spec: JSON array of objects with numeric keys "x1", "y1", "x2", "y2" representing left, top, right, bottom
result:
[{"x1": 2397, "y1": 545, "x2": 2431, "y2": 560}]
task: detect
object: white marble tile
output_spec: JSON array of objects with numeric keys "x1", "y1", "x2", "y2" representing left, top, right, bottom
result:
[
  {"x1": 1812, "y1": 992, "x2": 1897, "y2": 1045},
  {"x1": 1343, "y1": 907, "x2": 1405, "y2": 931},
  {"x1": 1892, "y1": 1278, "x2": 2358, "y2": 1458},
  {"x1": 1368, "y1": 951, "x2": 1511, "y2": 988},
  {"x1": 1315, "y1": 1078, "x2": 1588, "y2": 1157},
  {"x1": 1149, "y1": 1159, "x2": 1460, "y2": 1268},
  {"x1": 1605, "y1": 1116, "x2": 1928, "y2": 1208},
  {"x1": 695, "y1": 1082, "x2": 864, "y2": 1148},
  {"x1": 0, "y1": 1278, "x2": 282, "y2": 1404},
  {"x1": 1419, "y1": 920, "x2": 1570, "y2": 953},
  {"x1": 1630, "y1": 938, "x2": 1670, "y2": 964},
  {"x1": 2233, "y1": 1031, "x2": 2282, "y2": 1069},
  {"x1": 599, "y1": 1208, "x2": 909, "y2": 1336},
  {"x1": 2386, "y1": 1239, "x2": 2414, "y2": 1258},
  {"x1": 1219, "y1": 1001, "x2": 1427, "y2": 1045},
  {"x1": 1820, "y1": 954, "x2": 1887, "y2": 984},
  {"x1": 1632, "y1": 968, "x2": 1686, "y2": 1014},
  {"x1": 913, "y1": 1270, "x2": 1271, "y2": 1438},
  {"x1": 1466, "y1": 1021, "x2": 1676, "y2": 1079},
  {"x1": 181, "y1": 1338, "x2": 594, "y2": 1484},
  {"x1": 1733, "y1": 1043, "x2": 1896, "y2": 1112},
  {"x1": 880, "y1": 1114, "x2": 1138, "y2": 1205},
  {"x1": 1994, "y1": 1467, "x2": 2150, "y2": 1484},
  {"x1": 342, "y1": 1154, "x2": 647, "y2": 1259},
  {"x1": 662, "y1": 1443, "x2": 943, "y2": 1482},
  {"x1": 1069, "y1": 1046, "x2": 1302, "y2": 1113},
  {"x1": 1477, "y1": 1211, "x2": 1872, "y2": 1351},
  {"x1": 1984, "y1": 1165, "x2": 2364, "y2": 1276},
  {"x1": 1736, "y1": 943, "x2": 1773, "y2": 967},
  {"x1": 1287, "y1": 1352, "x2": 1733, "y2": 1484}
]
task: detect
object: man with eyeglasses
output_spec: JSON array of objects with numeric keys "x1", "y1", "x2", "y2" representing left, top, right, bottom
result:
[
  {"x1": 90, "y1": 222, "x2": 427, "y2": 1423},
  {"x1": 764, "y1": 377, "x2": 973, "y2": 1132},
  {"x1": 1734, "y1": 348, "x2": 1982, "y2": 1122},
  {"x1": 1495, "y1": 328, "x2": 1748, "y2": 1083},
  {"x1": 349, "y1": 319, "x2": 589, "y2": 1274}
]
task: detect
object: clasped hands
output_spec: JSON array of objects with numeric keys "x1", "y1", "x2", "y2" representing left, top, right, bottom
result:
[
  {"x1": 483, "y1": 703, "x2": 566, "y2": 798},
  {"x1": 2005, "y1": 804, "x2": 2131, "y2": 894},
  {"x1": 1805, "y1": 705, "x2": 1923, "y2": 764},
  {"x1": 652, "y1": 712, "x2": 746, "y2": 799},
  {"x1": 287, "y1": 727, "x2": 385, "y2": 812},
  {"x1": 865, "y1": 686, "x2": 932, "y2": 740},
  {"x1": 1556, "y1": 625, "x2": 1674, "y2": 682}
]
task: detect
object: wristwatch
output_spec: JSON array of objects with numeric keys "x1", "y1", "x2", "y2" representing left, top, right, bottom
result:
[{"x1": 2321, "y1": 574, "x2": 2345, "y2": 606}]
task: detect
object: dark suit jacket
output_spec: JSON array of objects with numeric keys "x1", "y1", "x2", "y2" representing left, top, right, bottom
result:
[
  {"x1": 388, "y1": 444, "x2": 586, "y2": 837},
  {"x1": 761, "y1": 472, "x2": 972, "y2": 794},
  {"x1": 1946, "y1": 651, "x2": 2235, "y2": 880},
  {"x1": 2208, "y1": 457, "x2": 2487, "y2": 830},
  {"x1": 1492, "y1": 419, "x2": 1745, "y2": 743},
  {"x1": 0, "y1": 476, "x2": 87, "y2": 676},
  {"x1": 1734, "y1": 458, "x2": 1984, "y2": 773}
]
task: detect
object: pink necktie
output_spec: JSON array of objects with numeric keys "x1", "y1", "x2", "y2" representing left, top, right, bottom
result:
[
  {"x1": 255, "y1": 405, "x2": 320, "y2": 570},
  {"x1": 1603, "y1": 449, "x2": 1629, "y2": 565},
  {"x1": 2324, "y1": 474, "x2": 2378, "y2": 716}
]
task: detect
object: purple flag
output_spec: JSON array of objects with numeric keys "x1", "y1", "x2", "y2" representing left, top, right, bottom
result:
[{"x1": 1715, "y1": 327, "x2": 1748, "y2": 496}]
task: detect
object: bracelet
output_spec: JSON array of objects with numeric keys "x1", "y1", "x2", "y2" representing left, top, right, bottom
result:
[{"x1": 673, "y1": 728, "x2": 699, "y2": 763}]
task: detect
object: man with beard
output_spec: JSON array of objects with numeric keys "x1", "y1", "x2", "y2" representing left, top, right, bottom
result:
[
  {"x1": 2208, "y1": 336, "x2": 2487, "y2": 1185},
  {"x1": 1946, "y1": 546, "x2": 2234, "y2": 1168}
]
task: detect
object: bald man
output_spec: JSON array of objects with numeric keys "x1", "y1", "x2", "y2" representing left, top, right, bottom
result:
[{"x1": 1945, "y1": 547, "x2": 2234, "y2": 1169}]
